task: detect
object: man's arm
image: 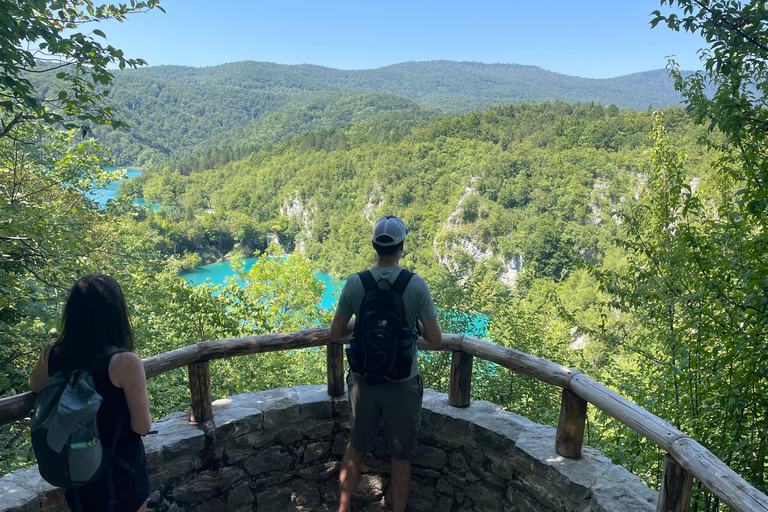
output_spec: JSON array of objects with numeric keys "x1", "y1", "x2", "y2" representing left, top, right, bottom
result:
[
  {"x1": 419, "y1": 318, "x2": 443, "y2": 348},
  {"x1": 330, "y1": 314, "x2": 355, "y2": 342}
]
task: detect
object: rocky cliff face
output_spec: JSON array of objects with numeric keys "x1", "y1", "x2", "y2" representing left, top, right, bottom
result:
[
  {"x1": 281, "y1": 192, "x2": 314, "y2": 254},
  {"x1": 434, "y1": 177, "x2": 524, "y2": 288}
]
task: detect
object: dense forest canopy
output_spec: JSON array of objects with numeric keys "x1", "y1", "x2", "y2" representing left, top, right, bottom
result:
[
  {"x1": 2, "y1": 1, "x2": 768, "y2": 511},
  {"x1": 123, "y1": 102, "x2": 710, "y2": 284},
  {"x1": 26, "y1": 59, "x2": 686, "y2": 167}
]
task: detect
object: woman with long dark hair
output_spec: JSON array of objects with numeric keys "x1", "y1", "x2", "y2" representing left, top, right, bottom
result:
[{"x1": 29, "y1": 274, "x2": 153, "y2": 512}]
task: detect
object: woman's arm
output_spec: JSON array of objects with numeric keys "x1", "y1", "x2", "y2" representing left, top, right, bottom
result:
[
  {"x1": 28, "y1": 344, "x2": 54, "y2": 393},
  {"x1": 109, "y1": 352, "x2": 152, "y2": 435}
]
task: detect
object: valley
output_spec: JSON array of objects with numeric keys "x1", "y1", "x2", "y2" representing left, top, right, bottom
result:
[{"x1": 4, "y1": 6, "x2": 767, "y2": 505}]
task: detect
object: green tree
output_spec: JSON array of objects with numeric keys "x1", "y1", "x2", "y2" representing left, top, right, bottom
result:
[
  {"x1": 127, "y1": 247, "x2": 332, "y2": 420},
  {"x1": 648, "y1": 3, "x2": 768, "y2": 505},
  {"x1": 0, "y1": 122, "x2": 152, "y2": 474},
  {"x1": 0, "y1": 122, "x2": 123, "y2": 394},
  {"x1": 0, "y1": 0, "x2": 164, "y2": 475},
  {"x1": 594, "y1": 114, "x2": 768, "y2": 509},
  {"x1": 653, "y1": 0, "x2": 768, "y2": 212},
  {"x1": 1, "y1": 0, "x2": 164, "y2": 139}
]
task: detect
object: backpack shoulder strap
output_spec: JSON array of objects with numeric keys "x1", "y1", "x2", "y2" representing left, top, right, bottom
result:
[
  {"x1": 391, "y1": 269, "x2": 414, "y2": 295},
  {"x1": 357, "y1": 270, "x2": 376, "y2": 292}
]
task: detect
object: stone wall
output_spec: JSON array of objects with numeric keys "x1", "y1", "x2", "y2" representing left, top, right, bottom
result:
[{"x1": 0, "y1": 386, "x2": 657, "y2": 512}]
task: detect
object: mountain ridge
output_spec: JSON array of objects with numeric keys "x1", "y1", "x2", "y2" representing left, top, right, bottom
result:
[
  {"x1": 126, "y1": 59, "x2": 686, "y2": 109},
  {"x1": 59, "y1": 60, "x2": 687, "y2": 166}
]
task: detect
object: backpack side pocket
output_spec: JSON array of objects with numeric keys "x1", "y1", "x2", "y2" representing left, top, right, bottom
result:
[{"x1": 68, "y1": 437, "x2": 103, "y2": 483}]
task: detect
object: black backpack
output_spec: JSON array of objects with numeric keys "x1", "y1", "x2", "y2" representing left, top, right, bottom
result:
[{"x1": 346, "y1": 269, "x2": 416, "y2": 385}]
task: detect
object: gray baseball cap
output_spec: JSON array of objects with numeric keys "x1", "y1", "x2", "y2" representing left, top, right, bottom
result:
[{"x1": 372, "y1": 216, "x2": 407, "y2": 246}]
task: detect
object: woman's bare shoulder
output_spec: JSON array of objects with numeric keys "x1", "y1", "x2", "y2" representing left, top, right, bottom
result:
[{"x1": 108, "y1": 351, "x2": 144, "y2": 387}]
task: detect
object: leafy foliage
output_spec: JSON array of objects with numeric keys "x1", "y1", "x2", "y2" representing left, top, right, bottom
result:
[
  {"x1": 0, "y1": 0, "x2": 164, "y2": 474},
  {"x1": 589, "y1": 111, "x2": 768, "y2": 508},
  {"x1": 126, "y1": 247, "x2": 333, "y2": 421},
  {"x1": 0, "y1": 122, "x2": 125, "y2": 397},
  {"x1": 0, "y1": 0, "x2": 164, "y2": 138},
  {"x1": 580, "y1": 3, "x2": 768, "y2": 506},
  {"x1": 654, "y1": 0, "x2": 768, "y2": 214}
]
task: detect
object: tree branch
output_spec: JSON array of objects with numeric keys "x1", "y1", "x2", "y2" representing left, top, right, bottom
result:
[
  {"x1": 0, "y1": 114, "x2": 34, "y2": 139},
  {"x1": 19, "y1": 62, "x2": 73, "y2": 73},
  {"x1": 691, "y1": 0, "x2": 768, "y2": 54}
]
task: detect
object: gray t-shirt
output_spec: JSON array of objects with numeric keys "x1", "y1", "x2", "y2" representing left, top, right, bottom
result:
[{"x1": 336, "y1": 265, "x2": 438, "y2": 380}]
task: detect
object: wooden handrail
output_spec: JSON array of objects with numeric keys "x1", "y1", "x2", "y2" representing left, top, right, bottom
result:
[
  {"x1": 0, "y1": 391, "x2": 35, "y2": 427},
  {"x1": 1, "y1": 328, "x2": 766, "y2": 512},
  {"x1": 459, "y1": 335, "x2": 577, "y2": 388},
  {"x1": 142, "y1": 327, "x2": 332, "y2": 379}
]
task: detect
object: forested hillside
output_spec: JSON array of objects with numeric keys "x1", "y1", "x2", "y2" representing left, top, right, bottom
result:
[
  {"x1": 126, "y1": 60, "x2": 685, "y2": 113},
  {"x1": 30, "y1": 60, "x2": 684, "y2": 166},
  {"x1": 124, "y1": 102, "x2": 709, "y2": 283},
  {"x1": 83, "y1": 83, "x2": 440, "y2": 165},
  {"x1": 290, "y1": 61, "x2": 684, "y2": 112}
]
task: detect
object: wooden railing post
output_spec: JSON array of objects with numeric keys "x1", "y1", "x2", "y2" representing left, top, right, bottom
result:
[
  {"x1": 555, "y1": 388, "x2": 587, "y2": 458},
  {"x1": 448, "y1": 350, "x2": 473, "y2": 407},
  {"x1": 327, "y1": 342, "x2": 345, "y2": 396},
  {"x1": 657, "y1": 453, "x2": 693, "y2": 512},
  {"x1": 188, "y1": 361, "x2": 213, "y2": 423}
]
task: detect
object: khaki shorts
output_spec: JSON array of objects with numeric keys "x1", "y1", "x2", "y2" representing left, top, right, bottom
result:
[{"x1": 347, "y1": 372, "x2": 423, "y2": 461}]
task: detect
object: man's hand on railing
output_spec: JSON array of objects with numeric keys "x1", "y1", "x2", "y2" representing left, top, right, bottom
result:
[
  {"x1": 419, "y1": 319, "x2": 442, "y2": 348},
  {"x1": 329, "y1": 315, "x2": 355, "y2": 342}
]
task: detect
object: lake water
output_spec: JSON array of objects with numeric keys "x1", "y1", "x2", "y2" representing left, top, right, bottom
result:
[
  {"x1": 181, "y1": 257, "x2": 343, "y2": 310},
  {"x1": 98, "y1": 171, "x2": 488, "y2": 335},
  {"x1": 182, "y1": 258, "x2": 489, "y2": 336},
  {"x1": 90, "y1": 168, "x2": 159, "y2": 210}
]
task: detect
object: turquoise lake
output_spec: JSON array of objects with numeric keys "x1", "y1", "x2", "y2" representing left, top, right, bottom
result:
[
  {"x1": 92, "y1": 169, "x2": 340, "y2": 309},
  {"x1": 181, "y1": 257, "x2": 343, "y2": 311},
  {"x1": 90, "y1": 168, "x2": 159, "y2": 210},
  {"x1": 181, "y1": 259, "x2": 488, "y2": 337}
]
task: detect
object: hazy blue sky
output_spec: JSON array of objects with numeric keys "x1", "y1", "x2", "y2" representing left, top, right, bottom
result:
[{"x1": 99, "y1": 0, "x2": 706, "y2": 78}]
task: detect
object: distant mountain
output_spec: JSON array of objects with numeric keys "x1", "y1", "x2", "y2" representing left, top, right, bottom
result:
[
  {"x1": 126, "y1": 60, "x2": 684, "y2": 113},
  {"x1": 37, "y1": 60, "x2": 684, "y2": 166},
  {"x1": 289, "y1": 61, "x2": 683, "y2": 112}
]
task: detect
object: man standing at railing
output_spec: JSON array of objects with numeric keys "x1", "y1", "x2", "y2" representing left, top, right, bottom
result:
[{"x1": 330, "y1": 215, "x2": 443, "y2": 512}]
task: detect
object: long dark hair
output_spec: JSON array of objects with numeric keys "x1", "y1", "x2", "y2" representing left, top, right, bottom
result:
[{"x1": 51, "y1": 274, "x2": 135, "y2": 370}]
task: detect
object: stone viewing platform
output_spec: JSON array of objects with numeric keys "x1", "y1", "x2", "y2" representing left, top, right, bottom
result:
[
  {"x1": 0, "y1": 386, "x2": 655, "y2": 512},
  {"x1": 2, "y1": 329, "x2": 765, "y2": 511}
]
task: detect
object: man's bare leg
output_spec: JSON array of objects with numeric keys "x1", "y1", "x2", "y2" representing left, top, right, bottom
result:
[
  {"x1": 339, "y1": 442, "x2": 364, "y2": 512},
  {"x1": 391, "y1": 457, "x2": 411, "y2": 512}
]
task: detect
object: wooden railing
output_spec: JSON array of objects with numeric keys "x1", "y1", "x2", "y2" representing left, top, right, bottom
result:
[{"x1": 1, "y1": 328, "x2": 766, "y2": 512}]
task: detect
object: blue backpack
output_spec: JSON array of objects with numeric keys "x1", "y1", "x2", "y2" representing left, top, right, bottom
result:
[
  {"x1": 31, "y1": 351, "x2": 129, "y2": 505},
  {"x1": 346, "y1": 269, "x2": 416, "y2": 385}
]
